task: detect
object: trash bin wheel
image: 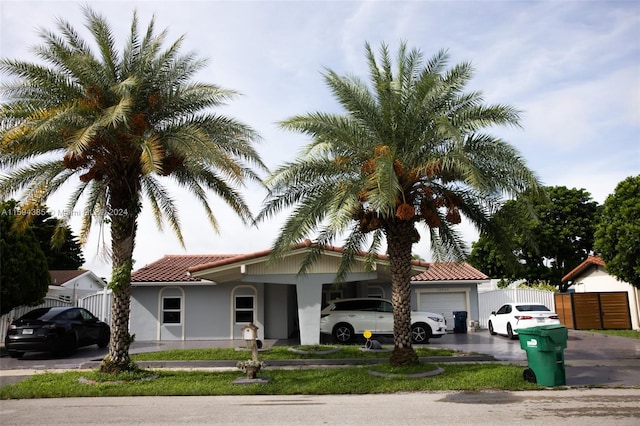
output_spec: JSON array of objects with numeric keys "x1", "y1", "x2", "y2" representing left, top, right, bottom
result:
[{"x1": 523, "y1": 368, "x2": 537, "y2": 383}]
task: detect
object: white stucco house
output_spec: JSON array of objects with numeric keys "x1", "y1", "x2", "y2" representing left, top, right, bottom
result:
[
  {"x1": 562, "y1": 255, "x2": 640, "y2": 330},
  {"x1": 129, "y1": 241, "x2": 489, "y2": 344},
  {"x1": 47, "y1": 269, "x2": 107, "y2": 303}
]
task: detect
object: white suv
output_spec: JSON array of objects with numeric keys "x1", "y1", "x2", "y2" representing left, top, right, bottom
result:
[{"x1": 320, "y1": 298, "x2": 447, "y2": 344}]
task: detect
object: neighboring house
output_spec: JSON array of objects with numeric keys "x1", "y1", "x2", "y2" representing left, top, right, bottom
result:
[
  {"x1": 562, "y1": 255, "x2": 640, "y2": 330},
  {"x1": 48, "y1": 270, "x2": 107, "y2": 304},
  {"x1": 129, "y1": 241, "x2": 489, "y2": 344}
]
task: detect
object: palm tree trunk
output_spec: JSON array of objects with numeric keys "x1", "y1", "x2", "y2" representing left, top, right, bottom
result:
[
  {"x1": 387, "y1": 220, "x2": 420, "y2": 366},
  {"x1": 100, "y1": 185, "x2": 140, "y2": 374}
]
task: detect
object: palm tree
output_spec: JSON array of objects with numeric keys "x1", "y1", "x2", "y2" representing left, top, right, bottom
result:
[
  {"x1": 259, "y1": 42, "x2": 542, "y2": 366},
  {"x1": 0, "y1": 7, "x2": 265, "y2": 373}
]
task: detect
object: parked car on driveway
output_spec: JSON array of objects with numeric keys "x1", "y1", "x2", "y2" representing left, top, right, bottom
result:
[
  {"x1": 4, "y1": 306, "x2": 110, "y2": 358},
  {"x1": 320, "y1": 298, "x2": 447, "y2": 344},
  {"x1": 488, "y1": 303, "x2": 560, "y2": 339}
]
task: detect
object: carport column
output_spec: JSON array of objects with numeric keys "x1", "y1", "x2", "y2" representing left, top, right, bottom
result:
[{"x1": 295, "y1": 277, "x2": 324, "y2": 345}]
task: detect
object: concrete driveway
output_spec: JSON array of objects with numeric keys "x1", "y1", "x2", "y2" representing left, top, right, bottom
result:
[{"x1": 428, "y1": 329, "x2": 640, "y2": 386}]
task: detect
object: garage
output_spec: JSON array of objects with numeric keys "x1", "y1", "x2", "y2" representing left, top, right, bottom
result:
[{"x1": 418, "y1": 291, "x2": 468, "y2": 331}]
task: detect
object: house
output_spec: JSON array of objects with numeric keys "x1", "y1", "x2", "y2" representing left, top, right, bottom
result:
[
  {"x1": 562, "y1": 255, "x2": 640, "y2": 330},
  {"x1": 129, "y1": 241, "x2": 489, "y2": 344},
  {"x1": 48, "y1": 270, "x2": 107, "y2": 303}
]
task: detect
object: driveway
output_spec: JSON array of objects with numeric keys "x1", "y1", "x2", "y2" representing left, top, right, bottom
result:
[
  {"x1": 428, "y1": 329, "x2": 640, "y2": 386},
  {"x1": 2, "y1": 329, "x2": 639, "y2": 387}
]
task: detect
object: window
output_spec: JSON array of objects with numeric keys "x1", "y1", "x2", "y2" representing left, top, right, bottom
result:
[
  {"x1": 377, "y1": 300, "x2": 393, "y2": 313},
  {"x1": 162, "y1": 297, "x2": 182, "y2": 324},
  {"x1": 235, "y1": 296, "x2": 254, "y2": 323}
]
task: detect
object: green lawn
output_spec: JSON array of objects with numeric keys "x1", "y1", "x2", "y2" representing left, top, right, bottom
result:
[
  {"x1": 0, "y1": 344, "x2": 549, "y2": 398},
  {"x1": 22, "y1": 337, "x2": 640, "y2": 399},
  {"x1": 582, "y1": 329, "x2": 640, "y2": 340},
  {"x1": 0, "y1": 363, "x2": 540, "y2": 399},
  {"x1": 129, "y1": 344, "x2": 456, "y2": 361}
]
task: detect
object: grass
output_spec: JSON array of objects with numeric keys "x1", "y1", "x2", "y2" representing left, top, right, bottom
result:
[
  {"x1": 130, "y1": 345, "x2": 456, "y2": 361},
  {"x1": 1, "y1": 344, "x2": 545, "y2": 399},
  {"x1": 4, "y1": 331, "x2": 639, "y2": 399},
  {"x1": 0, "y1": 363, "x2": 541, "y2": 399},
  {"x1": 582, "y1": 329, "x2": 640, "y2": 340}
]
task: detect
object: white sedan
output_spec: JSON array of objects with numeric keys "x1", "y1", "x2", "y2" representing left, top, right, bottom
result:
[{"x1": 488, "y1": 303, "x2": 560, "y2": 339}]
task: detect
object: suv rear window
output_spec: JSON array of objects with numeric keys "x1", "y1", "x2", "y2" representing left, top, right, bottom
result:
[{"x1": 334, "y1": 300, "x2": 379, "y2": 311}]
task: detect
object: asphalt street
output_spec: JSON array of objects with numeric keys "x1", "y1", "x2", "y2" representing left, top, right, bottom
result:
[{"x1": 1, "y1": 389, "x2": 640, "y2": 425}]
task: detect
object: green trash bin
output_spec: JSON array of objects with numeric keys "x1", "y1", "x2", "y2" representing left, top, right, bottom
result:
[{"x1": 516, "y1": 325, "x2": 568, "y2": 387}]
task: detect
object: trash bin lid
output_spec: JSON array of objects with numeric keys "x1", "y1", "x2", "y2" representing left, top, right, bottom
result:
[{"x1": 516, "y1": 325, "x2": 568, "y2": 343}]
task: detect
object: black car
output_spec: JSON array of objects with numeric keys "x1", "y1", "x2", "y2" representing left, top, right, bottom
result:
[{"x1": 4, "y1": 307, "x2": 110, "y2": 358}]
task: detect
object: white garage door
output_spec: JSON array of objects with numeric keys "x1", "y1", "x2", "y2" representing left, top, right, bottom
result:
[{"x1": 419, "y1": 292, "x2": 467, "y2": 331}]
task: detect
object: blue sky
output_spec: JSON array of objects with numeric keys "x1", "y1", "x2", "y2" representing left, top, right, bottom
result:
[{"x1": 1, "y1": 0, "x2": 639, "y2": 278}]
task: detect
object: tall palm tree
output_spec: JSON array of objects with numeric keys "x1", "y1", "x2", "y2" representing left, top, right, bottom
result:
[
  {"x1": 259, "y1": 42, "x2": 542, "y2": 366},
  {"x1": 0, "y1": 7, "x2": 265, "y2": 373}
]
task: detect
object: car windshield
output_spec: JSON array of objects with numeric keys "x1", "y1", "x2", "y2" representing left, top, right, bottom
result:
[{"x1": 516, "y1": 304, "x2": 550, "y2": 312}]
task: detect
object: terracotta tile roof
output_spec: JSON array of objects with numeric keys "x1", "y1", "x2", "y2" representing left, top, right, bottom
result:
[
  {"x1": 562, "y1": 255, "x2": 606, "y2": 282},
  {"x1": 131, "y1": 241, "x2": 485, "y2": 283},
  {"x1": 131, "y1": 255, "x2": 236, "y2": 282},
  {"x1": 50, "y1": 270, "x2": 89, "y2": 286},
  {"x1": 412, "y1": 262, "x2": 489, "y2": 281}
]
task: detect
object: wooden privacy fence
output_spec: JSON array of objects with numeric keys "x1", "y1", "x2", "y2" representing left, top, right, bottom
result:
[{"x1": 555, "y1": 292, "x2": 632, "y2": 330}]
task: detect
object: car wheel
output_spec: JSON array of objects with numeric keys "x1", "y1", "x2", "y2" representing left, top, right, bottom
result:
[
  {"x1": 59, "y1": 331, "x2": 78, "y2": 356},
  {"x1": 411, "y1": 323, "x2": 432, "y2": 344},
  {"x1": 488, "y1": 321, "x2": 497, "y2": 335},
  {"x1": 332, "y1": 323, "x2": 354, "y2": 344},
  {"x1": 8, "y1": 350, "x2": 24, "y2": 359},
  {"x1": 523, "y1": 368, "x2": 537, "y2": 383},
  {"x1": 97, "y1": 330, "x2": 110, "y2": 348},
  {"x1": 507, "y1": 323, "x2": 517, "y2": 340}
]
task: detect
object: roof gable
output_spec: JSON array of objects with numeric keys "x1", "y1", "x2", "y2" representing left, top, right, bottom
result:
[
  {"x1": 49, "y1": 269, "x2": 107, "y2": 287},
  {"x1": 186, "y1": 240, "x2": 430, "y2": 274},
  {"x1": 412, "y1": 262, "x2": 488, "y2": 281},
  {"x1": 562, "y1": 255, "x2": 606, "y2": 282}
]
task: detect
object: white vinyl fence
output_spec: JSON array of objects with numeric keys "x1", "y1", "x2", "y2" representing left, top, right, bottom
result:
[
  {"x1": 77, "y1": 288, "x2": 112, "y2": 325},
  {"x1": 478, "y1": 288, "x2": 556, "y2": 329},
  {"x1": 1, "y1": 289, "x2": 113, "y2": 345}
]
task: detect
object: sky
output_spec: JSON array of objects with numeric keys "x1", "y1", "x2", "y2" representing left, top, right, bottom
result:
[{"x1": 1, "y1": 0, "x2": 639, "y2": 279}]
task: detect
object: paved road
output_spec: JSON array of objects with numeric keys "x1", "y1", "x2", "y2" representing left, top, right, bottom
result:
[{"x1": 1, "y1": 389, "x2": 640, "y2": 425}]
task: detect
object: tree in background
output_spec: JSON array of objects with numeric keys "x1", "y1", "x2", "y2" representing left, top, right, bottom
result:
[
  {"x1": 468, "y1": 186, "x2": 600, "y2": 291},
  {"x1": 0, "y1": 200, "x2": 50, "y2": 315},
  {"x1": 29, "y1": 207, "x2": 85, "y2": 270},
  {"x1": 594, "y1": 175, "x2": 640, "y2": 289},
  {"x1": 259, "y1": 42, "x2": 542, "y2": 366},
  {"x1": 0, "y1": 8, "x2": 265, "y2": 373}
]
